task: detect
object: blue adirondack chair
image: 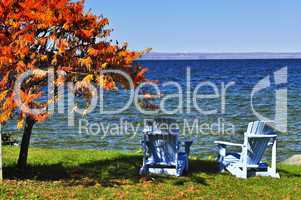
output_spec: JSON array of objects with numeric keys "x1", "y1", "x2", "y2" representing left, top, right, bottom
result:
[
  {"x1": 214, "y1": 121, "x2": 280, "y2": 179},
  {"x1": 139, "y1": 126, "x2": 192, "y2": 176}
]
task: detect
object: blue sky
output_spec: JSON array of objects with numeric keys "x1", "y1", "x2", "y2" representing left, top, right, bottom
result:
[{"x1": 85, "y1": 1, "x2": 300, "y2": 53}]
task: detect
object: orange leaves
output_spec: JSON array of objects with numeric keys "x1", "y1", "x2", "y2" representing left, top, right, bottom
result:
[
  {"x1": 50, "y1": 34, "x2": 57, "y2": 41},
  {"x1": 1, "y1": 0, "x2": 14, "y2": 8},
  {"x1": 80, "y1": 29, "x2": 94, "y2": 39},
  {"x1": 56, "y1": 76, "x2": 66, "y2": 86},
  {"x1": 116, "y1": 48, "x2": 151, "y2": 66},
  {"x1": 0, "y1": 54, "x2": 12, "y2": 65},
  {"x1": 70, "y1": 0, "x2": 84, "y2": 14},
  {"x1": 17, "y1": 114, "x2": 25, "y2": 129},
  {"x1": 75, "y1": 74, "x2": 94, "y2": 91},
  {"x1": 132, "y1": 48, "x2": 151, "y2": 60},
  {"x1": 0, "y1": 5, "x2": 3, "y2": 17},
  {"x1": 120, "y1": 51, "x2": 129, "y2": 57},
  {"x1": 97, "y1": 75, "x2": 116, "y2": 90},
  {"x1": 82, "y1": 74, "x2": 94, "y2": 83},
  {"x1": 0, "y1": 33, "x2": 6, "y2": 43},
  {"x1": 38, "y1": 10, "x2": 54, "y2": 27},
  {"x1": 100, "y1": 18, "x2": 109, "y2": 26},
  {"x1": 0, "y1": 109, "x2": 11, "y2": 124},
  {"x1": 0, "y1": 90, "x2": 9, "y2": 101},
  {"x1": 32, "y1": 113, "x2": 49, "y2": 122},
  {"x1": 32, "y1": 69, "x2": 48, "y2": 78},
  {"x1": 48, "y1": 0, "x2": 68, "y2": 10},
  {"x1": 134, "y1": 68, "x2": 148, "y2": 84},
  {"x1": 78, "y1": 57, "x2": 93, "y2": 69},
  {"x1": 51, "y1": 55, "x2": 58, "y2": 65},
  {"x1": 14, "y1": 90, "x2": 44, "y2": 115},
  {"x1": 39, "y1": 38, "x2": 48, "y2": 46},
  {"x1": 16, "y1": 61, "x2": 26, "y2": 73},
  {"x1": 106, "y1": 45, "x2": 117, "y2": 54},
  {"x1": 63, "y1": 23, "x2": 70, "y2": 30},
  {"x1": 101, "y1": 63, "x2": 108, "y2": 69},
  {"x1": 0, "y1": 46, "x2": 13, "y2": 65},
  {"x1": 22, "y1": 33, "x2": 34, "y2": 43},
  {"x1": 57, "y1": 39, "x2": 69, "y2": 54},
  {"x1": 19, "y1": 90, "x2": 43, "y2": 105},
  {"x1": 19, "y1": 1, "x2": 54, "y2": 26},
  {"x1": 19, "y1": 0, "x2": 42, "y2": 11},
  {"x1": 138, "y1": 67, "x2": 149, "y2": 76},
  {"x1": 59, "y1": 66, "x2": 73, "y2": 72},
  {"x1": 1, "y1": 94, "x2": 15, "y2": 112},
  {"x1": 119, "y1": 50, "x2": 138, "y2": 65},
  {"x1": 7, "y1": 19, "x2": 20, "y2": 29},
  {"x1": 40, "y1": 55, "x2": 48, "y2": 61},
  {"x1": 0, "y1": 72, "x2": 9, "y2": 88},
  {"x1": 0, "y1": 0, "x2": 151, "y2": 127},
  {"x1": 19, "y1": 47, "x2": 30, "y2": 59},
  {"x1": 0, "y1": 46, "x2": 12, "y2": 56},
  {"x1": 87, "y1": 47, "x2": 98, "y2": 56}
]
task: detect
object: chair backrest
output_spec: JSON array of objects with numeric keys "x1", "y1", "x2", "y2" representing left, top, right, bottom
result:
[
  {"x1": 243, "y1": 121, "x2": 275, "y2": 165},
  {"x1": 145, "y1": 133, "x2": 178, "y2": 165}
]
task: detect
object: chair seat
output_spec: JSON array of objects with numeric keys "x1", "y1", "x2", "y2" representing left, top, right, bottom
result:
[
  {"x1": 145, "y1": 152, "x2": 187, "y2": 167},
  {"x1": 223, "y1": 153, "x2": 269, "y2": 169},
  {"x1": 145, "y1": 159, "x2": 176, "y2": 167},
  {"x1": 223, "y1": 153, "x2": 241, "y2": 165}
]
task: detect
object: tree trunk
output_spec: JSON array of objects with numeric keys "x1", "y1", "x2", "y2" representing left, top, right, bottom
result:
[
  {"x1": 17, "y1": 116, "x2": 35, "y2": 169},
  {"x1": 0, "y1": 124, "x2": 3, "y2": 181}
]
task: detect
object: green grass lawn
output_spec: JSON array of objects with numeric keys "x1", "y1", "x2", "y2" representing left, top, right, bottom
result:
[{"x1": 0, "y1": 146, "x2": 300, "y2": 200}]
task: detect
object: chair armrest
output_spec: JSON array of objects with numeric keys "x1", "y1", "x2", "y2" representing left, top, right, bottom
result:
[
  {"x1": 214, "y1": 141, "x2": 243, "y2": 147},
  {"x1": 183, "y1": 140, "x2": 193, "y2": 155},
  {"x1": 247, "y1": 134, "x2": 277, "y2": 138},
  {"x1": 183, "y1": 140, "x2": 193, "y2": 147},
  {"x1": 177, "y1": 141, "x2": 193, "y2": 154},
  {"x1": 141, "y1": 140, "x2": 149, "y2": 149},
  {"x1": 214, "y1": 141, "x2": 243, "y2": 159}
]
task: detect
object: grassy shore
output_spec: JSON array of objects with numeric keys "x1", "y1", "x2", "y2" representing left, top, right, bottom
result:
[{"x1": 0, "y1": 146, "x2": 300, "y2": 200}]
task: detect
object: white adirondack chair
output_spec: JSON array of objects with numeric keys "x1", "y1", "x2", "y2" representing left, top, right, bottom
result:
[
  {"x1": 214, "y1": 121, "x2": 280, "y2": 179},
  {"x1": 140, "y1": 126, "x2": 192, "y2": 176}
]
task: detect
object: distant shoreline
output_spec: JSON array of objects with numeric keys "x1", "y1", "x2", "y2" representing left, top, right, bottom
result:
[{"x1": 140, "y1": 52, "x2": 301, "y2": 60}]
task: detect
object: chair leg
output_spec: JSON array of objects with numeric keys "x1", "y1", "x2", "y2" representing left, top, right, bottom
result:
[
  {"x1": 226, "y1": 164, "x2": 247, "y2": 179},
  {"x1": 218, "y1": 163, "x2": 225, "y2": 173},
  {"x1": 217, "y1": 145, "x2": 226, "y2": 172},
  {"x1": 267, "y1": 167, "x2": 280, "y2": 178},
  {"x1": 240, "y1": 166, "x2": 248, "y2": 179},
  {"x1": 270, "y1": 140, "x2": 279, "y2": 178},
  {"x1": 216, "y1": 155, "x2": 225, "y2": 172},
  {"x1": 176, "y1": 164, "x2": 183, "y2": 176},
  {"x1": 139, "y1": 165, "x2": 149, "y2": 175},
  {"x1": 240, "y1": 145, "x2": 248, "y2": 179}
]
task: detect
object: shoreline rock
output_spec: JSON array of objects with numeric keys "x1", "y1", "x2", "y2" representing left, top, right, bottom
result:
[{"x1": 283, "y1": 155, "x2": 301, "y2": 165}]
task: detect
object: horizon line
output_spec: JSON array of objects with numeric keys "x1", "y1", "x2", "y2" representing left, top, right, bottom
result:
[
  {"x1": 144, "y1": 51, "x2": 301, "y2": 54},
  {"x1": 140, "y1": 52, "x2": 301, "y2": 60}
]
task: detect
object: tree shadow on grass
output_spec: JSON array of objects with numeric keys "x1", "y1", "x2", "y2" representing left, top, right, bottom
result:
[
  {"x1": 188, "y1": 159, "x2": 220, "y2": 174},
  {"x1": 3, "y1": 156, "x2": 218, "y2": 187},
  {"x1": 277, "y1": 168, "x2": 301, "y2": 178}
]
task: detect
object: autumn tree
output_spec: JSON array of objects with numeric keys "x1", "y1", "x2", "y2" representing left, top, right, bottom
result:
[{"x1": 0, "y1": 0, "x2": 150, "y2": 168}]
